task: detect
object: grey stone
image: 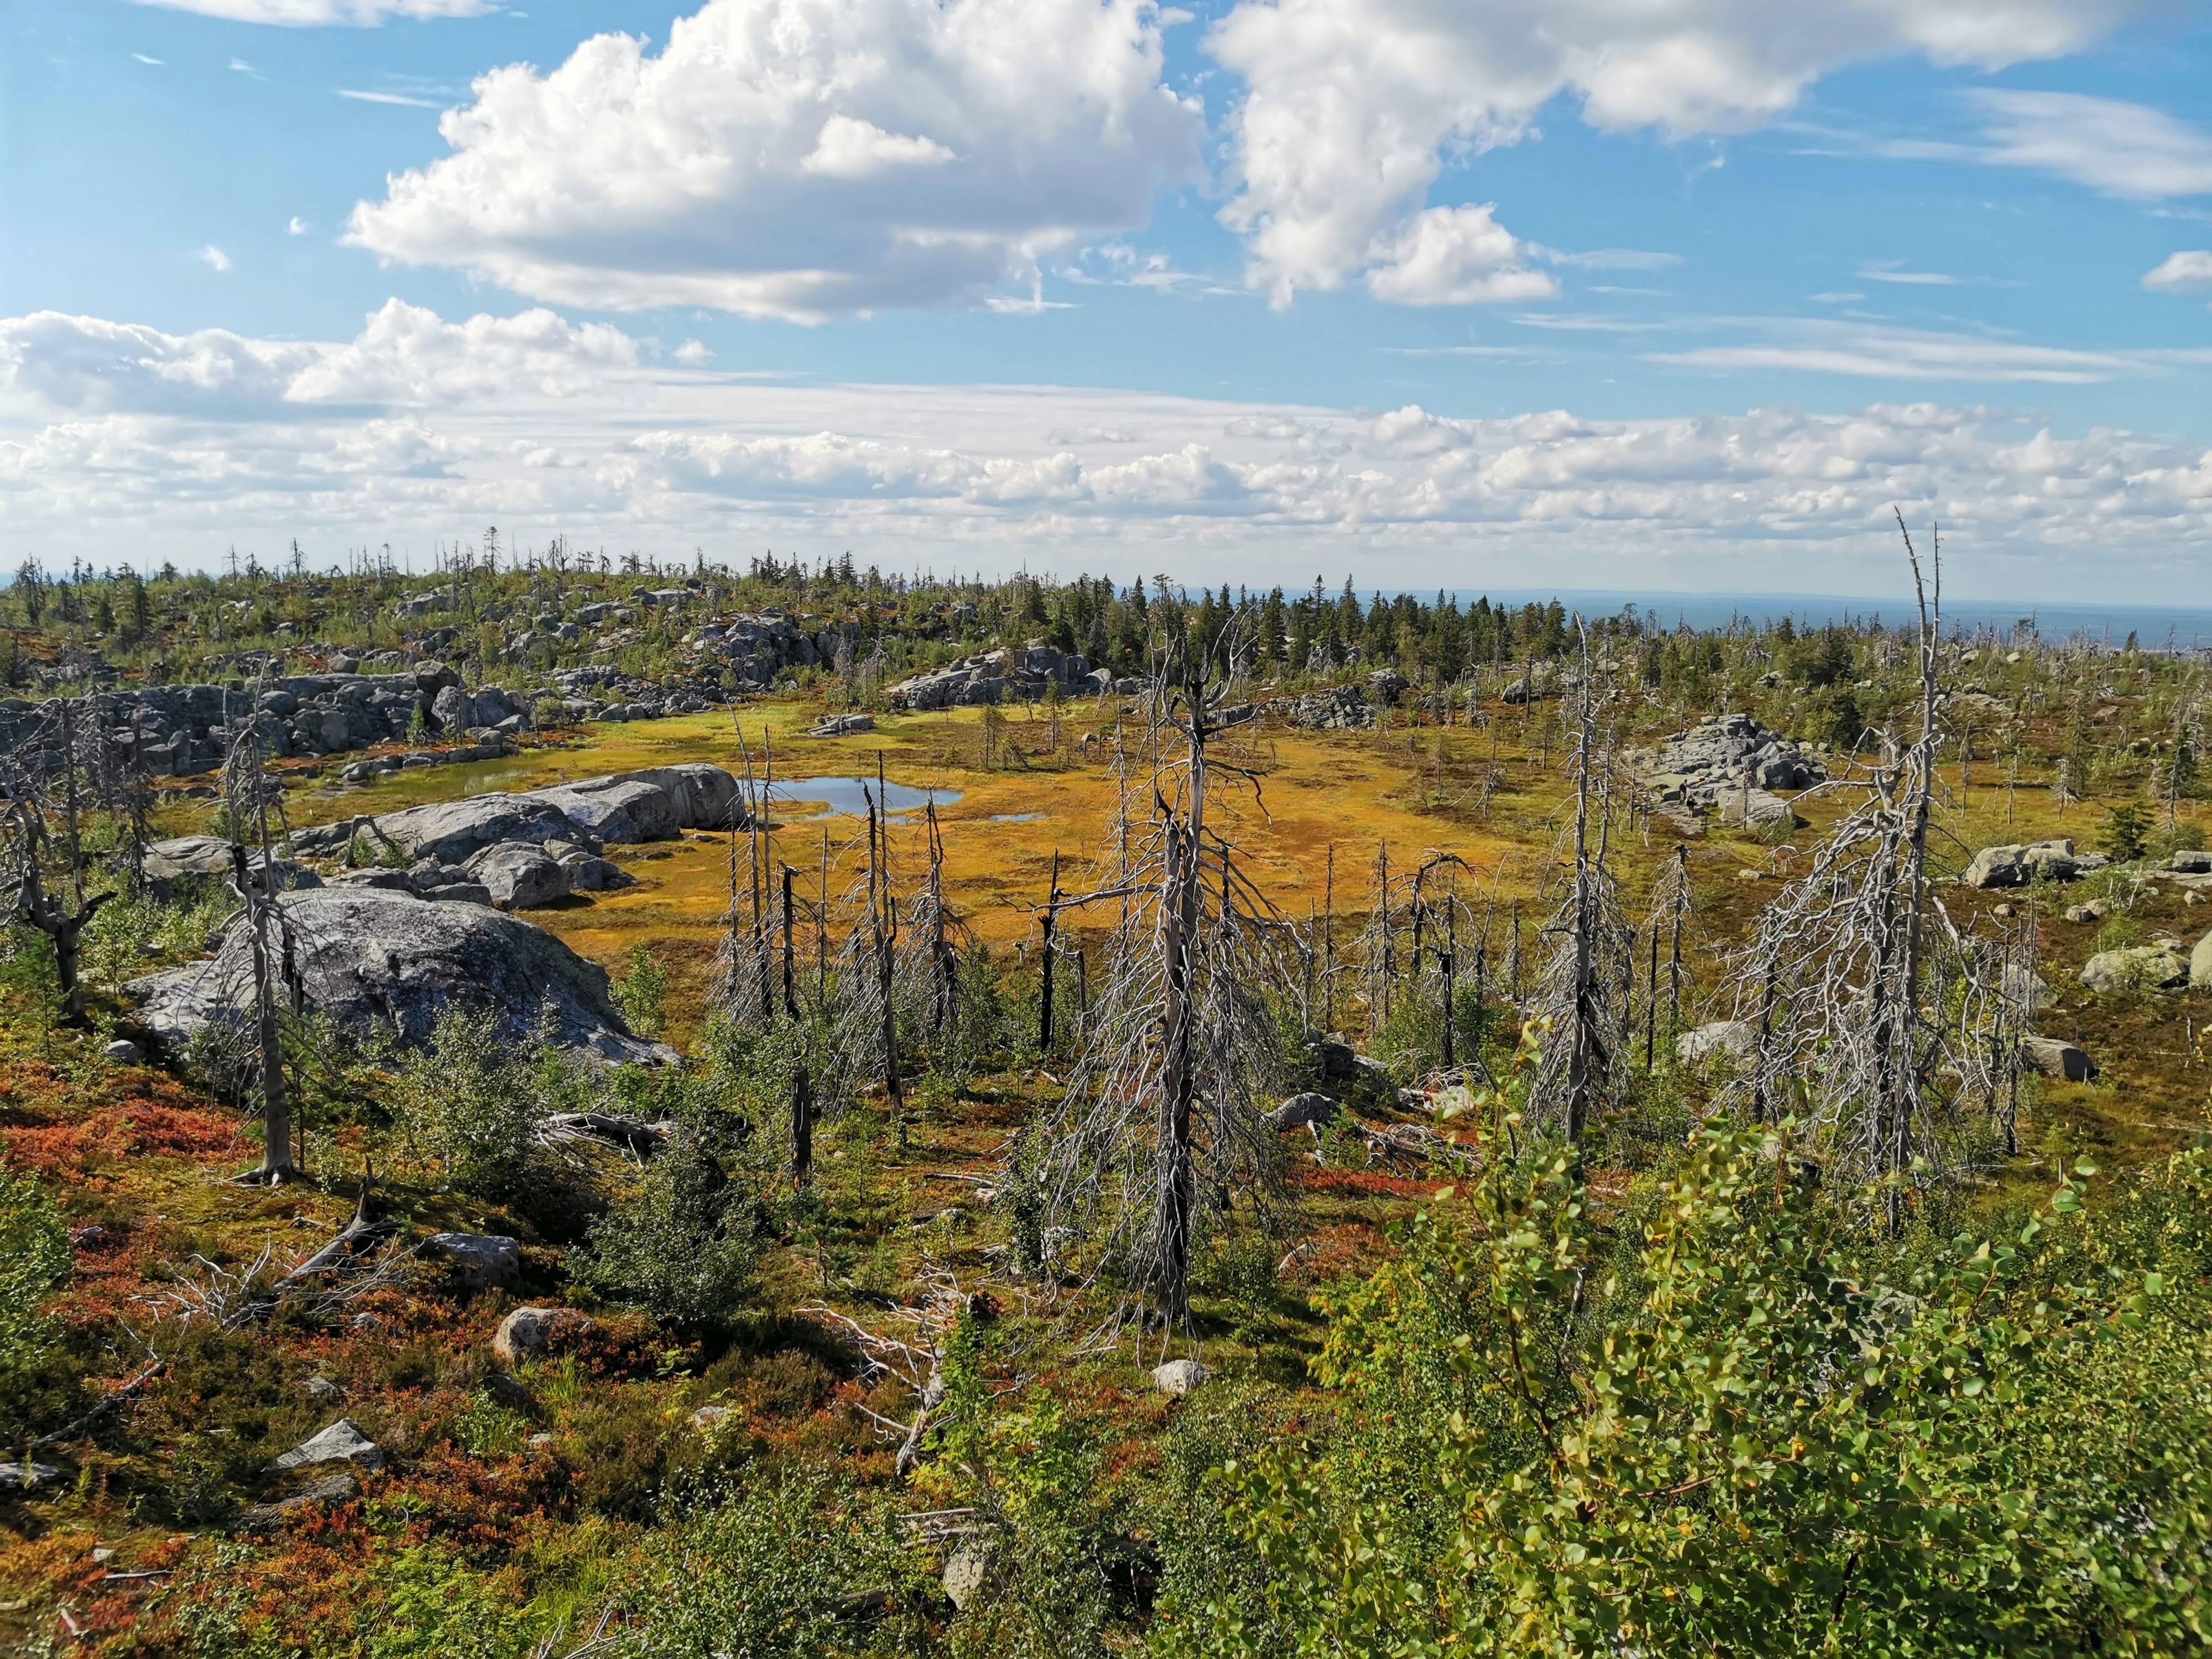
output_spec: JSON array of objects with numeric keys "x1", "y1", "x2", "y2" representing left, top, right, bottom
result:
[
  {"x1": 558, "y1": 853, "x2": 631, "y2": 891},
  {"x1": 419, "y1": 881, "x2": 494, "y2": 905},
  {"x1": 1963, "y1": 839, "x2": 2088, "y2": 890},
  {"x1": 1151, "y1": 1359, "x2": 1210, "y2": 1397},
  {"x1": 126, "y1": 887, "x2": 672, "y2": 1063},
  {"x1": 811, "y1": 713, "x2": 875, "y2": 737},
  {"x1": 144, "y1": 836, "x2": 321, "y2": 891},
  {"x1": 942, "y1": 1543, "x2": 992, "y2": 1613},
  {"x1": 2080, "y1": 946, "x2": 2190, "y2": 995},
  {"x1": 1719, "y1": 787, "x2": 1797, "y2": 831},
  {"x1": 103, "y1": 1039, "x2": 142, "y2": 1063},
  {"x1": 492, "y1": 1306, "x2": 597, "y2": 1366},
  {"x1": 1678, "y1": 1020, "x2": 1759, "y2": 1068},
  {"x1": 2193, "y1": 928, "x2": 2212, "y2": 992},
  {"x1": 425, "y1": 1232, "x2": 521, "y2": 1290},
  {"x1": 2000, "y1": 962, "x2": 2054, "y2": 1015},
  {"x1": 1266, "y1": 1092, "x2": 1340, "y2": 1131},
  {"x1": 357, "y1": 795, "x2": 580, "y2": 864},
  {"x1": 267, "y1": 1417, "x2": 385, "y2": 1474},
  {"x1": 530, "y1": 778, "x2": 682, "y2": 844},
  {"x1": 463, "y1": 842, "x2": 573, "y2": 909},
  {"x1": 2020, "y1": 1036, "x2": 2096, "y2": 1083},
  {"x1": 2064, "y1": 900, "x2": 2110, "y2": 924},
  {"x1": 0, "y1": 1460, "x2": 62, "y2": 1490}
]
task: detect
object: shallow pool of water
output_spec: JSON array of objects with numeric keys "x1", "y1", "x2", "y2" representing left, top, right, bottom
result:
[{"x1": 768, "y1": 776, "x2": 963, "y2": 820}]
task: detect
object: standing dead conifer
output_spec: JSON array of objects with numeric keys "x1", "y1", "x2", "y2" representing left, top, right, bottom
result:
[
  {"x1": 220, "y1": 685, "x2": 298, "y2": 1184},
  {"x1": 1033, "y1": 626, "x2": 1295, "y2": 1330},
  {"x1": 1528, "y1": 623, "x2": 1634, "y2": 1141},
  {"x1": 1724, "y1": 517, "x2": 2010, "y2": 1218}
]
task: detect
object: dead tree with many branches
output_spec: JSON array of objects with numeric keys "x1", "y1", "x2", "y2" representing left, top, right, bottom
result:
[
  {"x1": 1722, "y1": 519, "x2": 2016, "y2": 1216},
  {"x1": 1032, "y1": 630, "x2": 1296, "y2": 1329},
  {"x1": 1528, "y1": 625, "x2": 1636, "y2": 1141}
]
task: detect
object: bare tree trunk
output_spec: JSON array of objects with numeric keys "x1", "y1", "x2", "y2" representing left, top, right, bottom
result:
[
  {"x1": 1039, "y1": 848, "x2": 1060, "y2": 1053},
  {"x1": 790, "y1": 1062, "x2": 813, "y2": 1190},
  {"x1": 231, "y1": 842, "x2": 294, "y2": 1184}
]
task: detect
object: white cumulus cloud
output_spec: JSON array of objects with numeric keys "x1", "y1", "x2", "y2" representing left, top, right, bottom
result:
[
  {"x1": 1207, "y1": 0, "x2": 2148, "y2": 306},
  {"x1": 343, "y1": 0, "x2": 1204, "y2": 321},
  {"x1": 1363, "y1": 205, "x2": 1558, "y2": 306},
  {"x1": 198, "y1": 246, "x2": 233, "y2": 272}
]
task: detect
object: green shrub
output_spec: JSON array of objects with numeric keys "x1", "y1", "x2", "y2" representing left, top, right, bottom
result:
[
  {"x1": 388, "y1": 1005, "x2": 554, "y2": 1199},
  {"x1": 1172, "y1": 1123, "x2": 2212, "y2": 1657},
  {"x1": 613, "y1": 943, "x2": 669, "y2": 1040},
  {"x1": 0, "y1": 1154, "x2": 71, "y2": 1436},
  {"x1": 572, "y1": 1135, "x2": 764, "y2": 1328}
]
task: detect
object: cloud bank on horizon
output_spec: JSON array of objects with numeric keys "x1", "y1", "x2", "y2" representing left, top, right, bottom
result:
[{"x1": 8, "y1": 0, "x2": 2210, "y2": 591}]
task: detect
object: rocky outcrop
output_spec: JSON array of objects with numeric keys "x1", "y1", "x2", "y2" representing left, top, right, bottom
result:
[
  {"x1": 143, "y1": 836, "x2": 322, "y2": 893},
  {"x1": 296, "y1": 765, "x2": 741, "y2": 867},
  {"x1": 0, "y1": 666, "x2": 529, "y2": 780},
  {"x1": 1633, "y1": 715, "x2": 1827, "y2": 817},
  {"x1": 1276, "y1": 685, "x2": 1378, "y2": 731},
  {"x1": 126, "y1": 886, "x2": 671, "y2": 1063},
  {"x1": 884, "y1": 643, "x2": 1093, "y2": 711},
  {"x1": 1962, "y1": 839, "x2": 2107, "y2": 889},
  {"x1": 2193, "y1": 927, "x2": 2212, "y2": 992}
]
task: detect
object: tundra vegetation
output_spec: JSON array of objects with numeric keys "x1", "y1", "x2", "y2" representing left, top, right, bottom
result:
[{"x1": 2, "y1": 535, "x2": 2211, "y2": 1655}]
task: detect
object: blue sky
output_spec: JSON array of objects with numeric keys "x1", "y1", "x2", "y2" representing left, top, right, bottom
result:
[{"x1": 4, "y1": 0, "x2": 2211, "y2": 598}]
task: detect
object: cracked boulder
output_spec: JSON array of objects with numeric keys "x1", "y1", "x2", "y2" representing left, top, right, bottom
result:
[{"x1": 126, "y1": 886, "x2": 672, "y2": 1063}]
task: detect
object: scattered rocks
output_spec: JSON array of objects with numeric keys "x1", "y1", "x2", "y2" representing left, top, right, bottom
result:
[
  {"x1": 2169, "y1": 850, "x2": 2212, "y2": 875},
  {"x1": 1265, "y1": 1092, "x2": 1340, "y2": 1131},
  {"x1": 2020, "y1": 1035, "x2": 2097, "y2": 1083},
  {"x1": 126, "y1": 886, "x2": 673, "y2": 1063},
  {"x1": 304, "y1": 1376, "x2": 342, "y2": 1402},
  {"x1": 2064, "y1": 900, "x2": 2110, "y2": 925},
  {"x1": 492, "y1": 1307, "x2": 598, "y2": 1366},
  {"x1": 144, "y1": 835, "x2": 322, "y2": 893},
  {"x1": 267, "y1": 1417, "x2": 385, "y2": 1474},
  {"x1": 102, "y1": 1039, "x2": 141, "y2": 1064},
  {"x1": 2193, "y1": 928, "x2": 2212, "y2": 992},
  {"x1": 425, "y1": 1233, "x2": 521, "y2": 1291},
  {"x1": 2001, "y1": 962, "x2": 2054, "y2": 1015},
  {"x1": 811, "y1": 713, "x2": 875, "y2": 737},
  {"x1": 0, "y1": 1460, "x2": 62, "y2": 1490},
  {"x1": 1151, "y1": 1359, "x2": 1210, "y2": 1398},
  {"x1": 2080, "y1": 945, "x2": 2191, "y2": 995},
  {"x1": 1963, "y1": 839, "x2": 2107, "y2": 890}
]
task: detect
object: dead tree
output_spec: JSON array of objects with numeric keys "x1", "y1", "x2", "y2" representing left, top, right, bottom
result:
[
  {"x1": 1034, "y1": 629, "x2": 1295, "y2": 1329},
  {"x1": 221, "y1": 700, "x2": 298, "y2": 1184},
  {"x1": 1529, "y1": 627, "x2": 1635, "y2": 1141},
  {"x1": 1724, "y1": 518, "x2": 2005, "y2": 1214},
  {"x1": 0, "y1": 698, "x2": 114, "y2": 1024}
]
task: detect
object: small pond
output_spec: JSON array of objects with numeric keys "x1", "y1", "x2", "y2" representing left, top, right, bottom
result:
[{"x1": 765, "y1": 776, "x2": 963, "y2": 821}]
